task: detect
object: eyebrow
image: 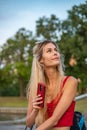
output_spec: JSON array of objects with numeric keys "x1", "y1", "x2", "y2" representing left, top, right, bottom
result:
[{"x1": 46, "y1": 47, "x2": 57, "y2": 50}]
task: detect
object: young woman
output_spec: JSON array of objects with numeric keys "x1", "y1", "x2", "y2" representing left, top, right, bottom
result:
[{"x1": 26, "y1": 40, "x2": 78, "y2": 130}]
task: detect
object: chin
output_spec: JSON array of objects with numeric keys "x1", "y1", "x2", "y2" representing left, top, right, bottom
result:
[
  {"x1": 50, "y1": 64, "x2": 59, "y2": 68},
  {"x1": 54, "y1": 62, "x2": 59, "y2": 66}
]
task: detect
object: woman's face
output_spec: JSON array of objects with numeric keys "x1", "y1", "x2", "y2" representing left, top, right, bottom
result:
[{"x1": 40, "y1": 43, "x2": 60, "y2": 68}]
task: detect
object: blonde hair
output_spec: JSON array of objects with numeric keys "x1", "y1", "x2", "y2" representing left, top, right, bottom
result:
[{"x1": 27, "y1": 40, "x2": 65, "y2": 125}]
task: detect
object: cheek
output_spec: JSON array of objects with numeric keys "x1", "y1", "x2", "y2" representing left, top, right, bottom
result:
[
  {"x1": 43, "y1": 58, "x2": 49, "y2": 64},
  {"x1": 41, "y1": 57, "x2": 51, "y2": 66}
]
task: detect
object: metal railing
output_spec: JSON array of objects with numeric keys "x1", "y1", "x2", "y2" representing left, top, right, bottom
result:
[{"x1": 75, "y1": 93, "x2": 87, "y2": 101}]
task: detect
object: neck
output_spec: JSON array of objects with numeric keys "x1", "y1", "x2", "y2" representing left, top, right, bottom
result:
[{"x1": 44, "y1": 67, "x2": 60, "y2": 85}]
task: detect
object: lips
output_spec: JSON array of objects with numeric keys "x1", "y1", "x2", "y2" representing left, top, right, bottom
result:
[{"x1": 52, "y1": 57, "x2": 59, "y2": 60}]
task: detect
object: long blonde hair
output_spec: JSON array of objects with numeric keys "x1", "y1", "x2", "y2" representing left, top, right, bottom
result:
[{"x1": 27, "y1": 40, "x2": 65, "y2": 125}]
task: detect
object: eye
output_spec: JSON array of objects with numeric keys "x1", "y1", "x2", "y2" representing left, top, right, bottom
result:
[
  {"x1": 54, "y1": 48, "x2": 58, "y2": 52},
  {"x1": 47, "y1": 48, "x2": 52, "y2": 53}
]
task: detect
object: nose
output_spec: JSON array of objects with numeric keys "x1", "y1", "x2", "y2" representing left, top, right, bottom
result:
[{"x1": 53, "y1": 50, "x2": 58, "y2": 55}]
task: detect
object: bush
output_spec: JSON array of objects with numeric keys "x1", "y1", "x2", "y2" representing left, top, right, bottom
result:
[{"x1": 0, "y1": 85, "x2": 20, "y2": 96}]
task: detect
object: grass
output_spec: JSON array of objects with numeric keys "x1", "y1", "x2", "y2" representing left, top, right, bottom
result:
[
  {"x1": 0, "y1": 97, "x2": 28, "y2": 107},
  {"x1": 0, "y1": 97, "x2": 87, "y2": 113},
  {"x1": 75, "y1": 98, "x2": 87, "y2": 113}
]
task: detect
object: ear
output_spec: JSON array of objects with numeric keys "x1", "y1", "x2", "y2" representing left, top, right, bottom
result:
[{"x1": 40, "y1": 58, "x2": 44, "y2": 64}]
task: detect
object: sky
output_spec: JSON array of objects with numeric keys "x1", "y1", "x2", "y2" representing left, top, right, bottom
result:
[{"x1": 0, "y1": 0, "x2": 86, "y2": 46}]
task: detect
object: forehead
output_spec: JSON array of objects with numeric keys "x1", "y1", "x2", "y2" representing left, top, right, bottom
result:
[{"x1": 43, "y1": 43, "x2": 56, "y2": 50}]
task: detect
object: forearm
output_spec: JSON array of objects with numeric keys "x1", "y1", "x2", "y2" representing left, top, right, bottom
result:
[
  {"x1": 36, "y1": 116, "x2": 57, "y2": 130},
  {"x1": 26, "y1": 109, "x2": 38, "y2": 127},
  {"x1": 26, "y1": 94, "x2": 43, "y2": 127}
]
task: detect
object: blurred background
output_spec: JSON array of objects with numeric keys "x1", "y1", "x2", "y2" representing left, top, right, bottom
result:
[{"x1": 0, "y1": 0, "x2": 87, "y2": 129}]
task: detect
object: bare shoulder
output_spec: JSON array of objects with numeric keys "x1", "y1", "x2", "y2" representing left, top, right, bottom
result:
[
  {"x1": 62, "y1": 76, "x2": 78, "y2": 99},
  {"x1": 68, "y1": 76, "x2": 78, "y2": 85},
  {"x1": 64, "y1": 76, "x2": 78, "y2": 88}
]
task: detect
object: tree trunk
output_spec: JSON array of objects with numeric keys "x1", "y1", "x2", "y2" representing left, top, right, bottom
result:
[{"x1": 19, "y1": 77, "x2": 25, "y2": 97}]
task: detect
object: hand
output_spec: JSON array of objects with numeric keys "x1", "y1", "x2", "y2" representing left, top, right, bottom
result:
[{"x1": 32, "y1": 95, "x2": 43, "y2": 110}]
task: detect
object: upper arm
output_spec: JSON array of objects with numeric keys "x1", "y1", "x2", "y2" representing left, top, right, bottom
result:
[
  {"x1": 52, "y1": 76, "x2": 78, "y2": 121},
  {"x1": 62, "y1": 76, "x2": 78, "y2": 100}
]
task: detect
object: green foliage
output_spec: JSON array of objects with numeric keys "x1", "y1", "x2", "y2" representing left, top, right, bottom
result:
[
  {"x1": 59, "y1": 1, "x2": 87, "y2": 93},
  {"x1": 0, "y1": 2, "x2": 87, "y2": 96},
  {"x1": 0, "y1": 85, "x2": 20, "y2": 96},
  {"x1": 0, "y1": 28, "x2": 35, "y2": 96},
  {"x1": 36, "y1": 14, "x2": 61, "y2": 40}
]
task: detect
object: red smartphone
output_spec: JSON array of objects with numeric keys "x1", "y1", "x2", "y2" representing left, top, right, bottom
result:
[{"x1": 37, "y1": 83, "x2": 46, "y2": 108}]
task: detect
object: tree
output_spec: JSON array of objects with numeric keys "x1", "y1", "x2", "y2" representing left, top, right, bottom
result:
[
  {"x1": 36, "y1": 14, "x2": 61, "y2": 41},
  {"x1": 35, "y1": 1, "x2": 87, "y2": 94},
  {"x1": 0, "y1": 2, "x2": 87, "y2": 96},
  {"x1": 59, "y1": 1, "x2": 87, "y2": 93},
  {"x1": 0, "y1": 28, "x2": 36, "y2": 96}
]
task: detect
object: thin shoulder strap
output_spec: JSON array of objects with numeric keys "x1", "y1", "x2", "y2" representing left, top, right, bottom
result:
[
  {"x1": 62, "y1": 76, "x2": 70, "y2": 89},
  {"x1": 55, "y1": 76, "x2": 70, "y2": 104}
]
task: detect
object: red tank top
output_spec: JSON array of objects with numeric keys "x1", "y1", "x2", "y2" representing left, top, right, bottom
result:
[{"x1": 47, "y1": 76, "x2": 75, "y2": 127}]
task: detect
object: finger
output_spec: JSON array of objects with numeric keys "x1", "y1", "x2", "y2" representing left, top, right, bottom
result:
[
  {"x1": 33, "y1": 96, "x2": 42, "y2": 102},
  {"x1": 33, "y1": 106, "x2": 42, "y2": 110},
  {"x1": 33, "y1": 103, "x2": 42, "y2": 109},
  {"x1": 33, "y1": 100, "x2": 43, "y2": 105},
  {"x1": 33, "y1": 100, "x2": 43, "y2": 109},
  {"x1": 33, "y1": 101, "x2": 43, "y2": 108}
]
